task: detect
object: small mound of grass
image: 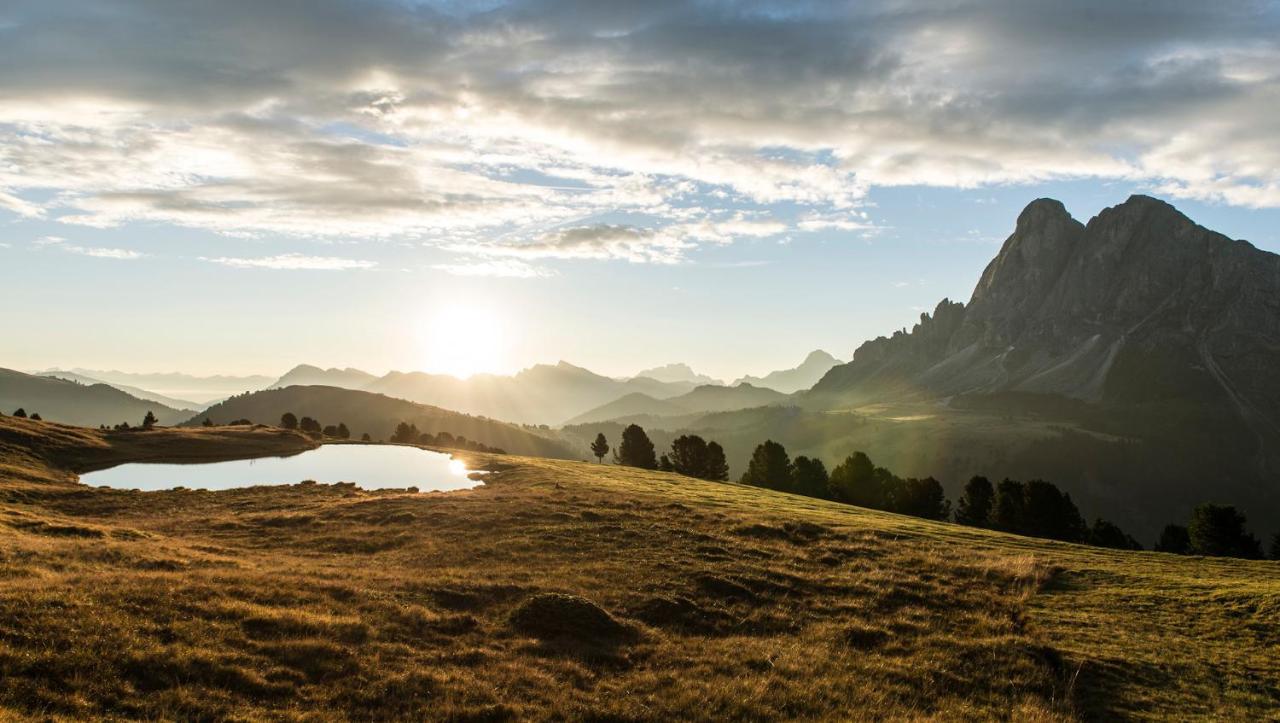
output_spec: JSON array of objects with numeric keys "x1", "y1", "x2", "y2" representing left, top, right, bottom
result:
[{"x1": 508, "y1": 593, "x2": 633, "y2": 643}]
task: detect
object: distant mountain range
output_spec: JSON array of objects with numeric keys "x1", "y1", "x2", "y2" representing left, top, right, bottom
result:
[
  {"x1": 632, "y1": 362, "x2": 723, "y2": 386},
  {"x1": 732, "y1": 350, "x2": 840, "y2": 393},
  {"x1": 13, "y1": 353, "x2": 834, "y2": 433},
  {"x1": 40, "y1": 368, "x2": 273, "y2": 405},
  {"x1": 269, "y1": 365, "x2": 379, "y2": 390},
  {"x1": 37, "y1": 371, "x2": 203, "y2": 411},
  {"x1": 256, "y1": 357, "x2": 826, "y2": 426},
  {"x1": 359, "y1": 362, "x2": 696, "y2": 426},
  {"x1": 566, "y1": 383, "x2": 790, "y2": 426},
  {"x1": 189, "y1": 386, "x2": 575, "y2": 459},
  {"x1": 1, "y1": 368, "x2": 193, "y2": 427}
]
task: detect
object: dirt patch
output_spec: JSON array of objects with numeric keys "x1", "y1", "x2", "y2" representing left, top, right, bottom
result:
[{"x1": 841, "y1": 624, "x2": 891, "y2": 650}]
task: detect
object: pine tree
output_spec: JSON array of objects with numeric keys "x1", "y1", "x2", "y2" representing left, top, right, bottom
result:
[
  {"x1": 704, "y1": 441, "x2": 730, "y2": 481},
  {"x1": 590, "y1": 433, "x2": 610, "y2": 463},
  {"x1": 280, "y1": 412, "x2": 298, "y2": 430},
  {"x1": 790, "y1": 456, "x2": 829, "y2": 498},
  {"x1": 1188, "y1": 504, "x2": 1263, "y2": 558},
  {"x1": 828, "y1": 451, "x2": 882, "y2": 507},
  {"x1": 1154, "y1": 524, "x2": 1191, "y2": 554},
  {"x1": 991, "y1": 479, "x2": 1026, "y2": 533},
  {"x1": 739, "y1": 440, "x2": 792, "y2": 490},
  {"x1": 142, "y1": 411, "x2": 157, "y2": 429},
  {"x1": 1089, "y1": 519, "x2": 1142, "y2": 550},
  {"x1": 615, "y1": 424, "x2": 657, "y2": 469},
  {"x1": 669, "y1": 434, "x2": 710, "y2": 478},
  {"x1": 954, "y1": 476, "x2": 994, "y2": 526}
]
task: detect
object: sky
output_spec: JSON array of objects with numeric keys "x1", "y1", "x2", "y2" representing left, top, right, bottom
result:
[{"x1": 3, "y1": 0, "x2": 1280, "y2": 381}]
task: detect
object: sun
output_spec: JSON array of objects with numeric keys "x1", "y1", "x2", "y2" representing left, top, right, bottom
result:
[{"x1": 418, "y1": 305, "x2": 506, "y2": 379}]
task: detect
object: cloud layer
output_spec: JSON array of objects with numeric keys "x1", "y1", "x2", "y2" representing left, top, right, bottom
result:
[{"x1": 2, "y1": 0, "x2": 1277, "y2": 269}]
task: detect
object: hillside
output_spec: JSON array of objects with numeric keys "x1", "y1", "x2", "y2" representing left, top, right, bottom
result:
[
  {"x1": 0, "y1": 414, "x2": 1276, "y2": 719},
  {"x1": 565, "y1": 392, "x2": 687, "y2": 426},
  {"x1": 0, "y1": 368, "x2": 193, "y2": 427},
  {"x1": 733, "y1": 350, "x2": 841, "y2": 393},
  {"x1": 190, "y1": 385, "x2": 576, "y2": 459},
  {"x1": 364, "y1": 361, "x2": 694, "y2": 426}
]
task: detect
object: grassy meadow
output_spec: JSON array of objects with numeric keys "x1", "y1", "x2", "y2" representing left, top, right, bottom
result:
[{"x1": 0, "y1": 415, "x2": 1276, "y2": 720}]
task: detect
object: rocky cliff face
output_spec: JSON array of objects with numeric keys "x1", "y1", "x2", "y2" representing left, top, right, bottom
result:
[{"x1": 816, "y1": 196, "x2": 1280, "y2": 439}]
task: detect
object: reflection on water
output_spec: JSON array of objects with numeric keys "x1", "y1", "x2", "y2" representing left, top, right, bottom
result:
[{"x1": 79, "y1": 444, "x2": 485, "y2": 492}]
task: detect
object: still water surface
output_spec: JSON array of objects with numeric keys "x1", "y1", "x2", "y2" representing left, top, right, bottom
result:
[{"x1": 79, "y1": 444, "x2": 484, "y2": 492}]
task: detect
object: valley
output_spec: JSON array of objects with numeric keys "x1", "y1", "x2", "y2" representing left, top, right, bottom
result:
[{"x1": 0, "y1": 414, "x2": 1275, "y2": 719}]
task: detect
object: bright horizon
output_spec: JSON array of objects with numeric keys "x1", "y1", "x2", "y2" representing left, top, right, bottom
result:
[{"x1": 4, "y1": 2, "x2": 1280, "y2": 380}]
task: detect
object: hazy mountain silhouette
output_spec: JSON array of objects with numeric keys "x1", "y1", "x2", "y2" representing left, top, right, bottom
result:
[
  {"x1": 566, "y1": 382, "x2": 790, "y2": 426},
  {"x1": 1, "y1": 368, "x2": 193, "y2": 426},
  {"x1": 37, "y1": 371, "x2": 203, "y2": 411},
  {"x1": 632, "y1": 362, "x2": 723, "y2": 386},
  {"x1": 609, "y1": 196, "x2": 1280, "y2": 539},
  {"x1": 363, "y1": 361, "x2": 694, "y2": 425},
  {"x1": 732, "y1": 350, "x2": 840, "y2": 393},
  {"x1": 189, "y1": 386, "x2": 576, "y2": 459},
  {"x1": 270, "y1": 364, "x2": 378, "y2": 390},
  {"x1": 49, "y1": 368, "x2": 273, "y2": 405}
]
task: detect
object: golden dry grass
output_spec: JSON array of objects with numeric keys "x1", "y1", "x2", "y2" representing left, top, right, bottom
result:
[{"x1": 0, "y1": 415, "x2": 1276, "y2": 721}]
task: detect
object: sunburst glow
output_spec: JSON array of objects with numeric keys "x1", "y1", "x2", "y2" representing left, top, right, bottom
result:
[{"x1": 418, "y1": 305, "x2": 507, "y2": 379}]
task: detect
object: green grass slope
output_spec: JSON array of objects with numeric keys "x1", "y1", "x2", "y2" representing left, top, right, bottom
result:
[{"x1": 0, "y1": 415, "x2": 1276, "y2": 720}]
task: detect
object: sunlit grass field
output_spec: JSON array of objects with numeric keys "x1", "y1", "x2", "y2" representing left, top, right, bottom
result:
[{"x1": 0, "y1": 415, "x2": 1276, "y2": 720}]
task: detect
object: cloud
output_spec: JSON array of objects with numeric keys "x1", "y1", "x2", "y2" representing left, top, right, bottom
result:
[
  {"x1": 0, "y1": 0, "x2": 1277, "y2": 275},
  {"x1": 0, "y1": 188, "x2": 44, "y2": 218},
  {"x1": 33, "y1": 235, "x2": 145, "y2": 258},
  {"x1": 200, "y1": 253, "x2": 376, "y2": 270},
  {"x1": 66, "y1": 245, "x2": 145, "y2": 259},
  {"x1": 432, "y1": 259, "x2": 555, "y2": 278},
  {"x1": 457, "y1": 224, "x2": 692, "y2": 264}
]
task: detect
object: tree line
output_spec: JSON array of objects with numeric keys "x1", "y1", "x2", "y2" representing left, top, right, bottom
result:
[
  {"x1": 389, "y1": 421, "x2": 506, "y2": 454},
  {"x1": 91, "y1": 410, "x2": 159, "y2": 431},
  {"x1": 592, "y1": 425, "x2": 729, "y2": 481},
  {"x1": 596, "y1": 425, "x2": 1280, "y2": 560}
]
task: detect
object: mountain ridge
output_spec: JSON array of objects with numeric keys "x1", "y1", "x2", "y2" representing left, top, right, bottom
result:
[{"x1": 733, "y1": 350, "x2": 840, "y2": 393}]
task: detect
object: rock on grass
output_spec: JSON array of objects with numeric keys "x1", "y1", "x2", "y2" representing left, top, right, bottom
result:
[{"x1": 509, "y1": 593, "x2": 633, "y2": 643}]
